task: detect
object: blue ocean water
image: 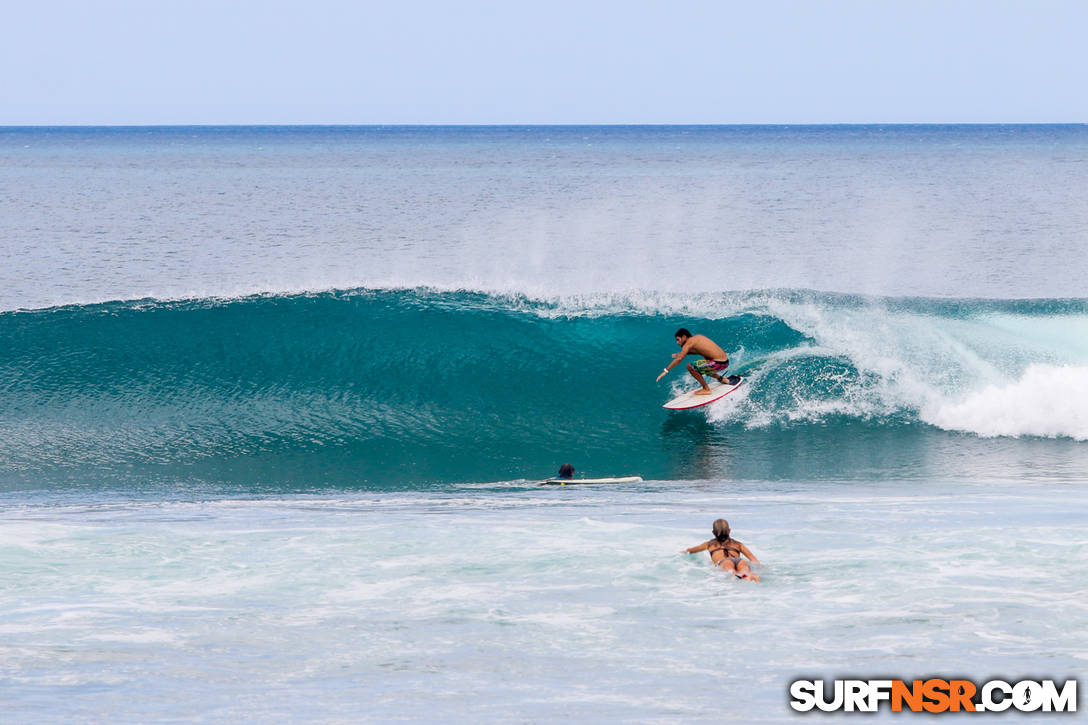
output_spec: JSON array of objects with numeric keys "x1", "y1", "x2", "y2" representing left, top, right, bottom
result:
[
  {"x1": 2, "y1": 289, "x2": 1087, "y2": 493},
  {"x1": 1, "y1": 126, "x2": 1087, "y2": 722}
]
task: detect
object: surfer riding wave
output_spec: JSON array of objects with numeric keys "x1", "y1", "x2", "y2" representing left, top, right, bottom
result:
[{"x1": 656, "y1": 328, "x2": 740, "y2": 395}]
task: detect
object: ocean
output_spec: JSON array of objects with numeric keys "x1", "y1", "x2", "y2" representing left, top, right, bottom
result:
[{"x1": 1, "y1": 125, "x2": 1086, "y2": 722}]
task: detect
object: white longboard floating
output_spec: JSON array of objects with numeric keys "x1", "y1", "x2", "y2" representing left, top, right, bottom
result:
[
  {"x1": 540, "y1": 476, "x2": 643, "y2": 486},
  {"x1": 662, "y1": 377, "x2": 744, "y2": 410}
]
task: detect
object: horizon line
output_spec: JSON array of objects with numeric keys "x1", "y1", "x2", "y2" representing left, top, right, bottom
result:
[{"x1": 2, "y1": 121, "x2": 1086, "y2": 129}]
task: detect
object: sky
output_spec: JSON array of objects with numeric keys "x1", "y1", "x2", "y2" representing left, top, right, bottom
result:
[{"x1": 2, "y1": 0, "x2": 1086, "y2": 125}]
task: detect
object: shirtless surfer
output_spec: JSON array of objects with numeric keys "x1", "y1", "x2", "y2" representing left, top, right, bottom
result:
[
  {"x1": 655, "y1": 328, "x2": 739, "y2": 395},
  {"x1": 684, "y1": 519, "x2": 761, "y2": 581}
]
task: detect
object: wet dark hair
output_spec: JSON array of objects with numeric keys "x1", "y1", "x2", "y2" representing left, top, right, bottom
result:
[
  {"x1": 712, "y1": 519, "x2": 731, "y2": 543},
  {"x1": 557, "y1": 463, "x2": 575, "y2": 479},
  {"x1": 675, "y1": 328, "x2": 692, "y2": 339}
]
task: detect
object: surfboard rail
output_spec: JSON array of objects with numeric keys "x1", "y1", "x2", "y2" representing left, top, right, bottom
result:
[{"x1": 539, "y1": 476, "x2": 643, "y2": 486}]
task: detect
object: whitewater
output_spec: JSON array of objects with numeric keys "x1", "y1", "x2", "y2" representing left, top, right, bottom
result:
[{"x1": 1, "y1": 125, "x2": 1086, "y2": 723}]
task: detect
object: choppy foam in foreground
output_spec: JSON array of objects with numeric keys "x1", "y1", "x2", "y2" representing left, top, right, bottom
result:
[{"x1": 2, "y1": 481, "x2": 1086, "y2": 722}]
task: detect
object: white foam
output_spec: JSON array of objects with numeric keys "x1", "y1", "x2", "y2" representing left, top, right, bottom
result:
[
  {"x1": 737, "y1": 302, "x2": 1088, "y2": 440},
  {"x1": 3, "y1": 484, "x2": 1087, "y2": 721},
  {"x1": 925, "y1": 364, "x2": 1088, "y2": 440}
]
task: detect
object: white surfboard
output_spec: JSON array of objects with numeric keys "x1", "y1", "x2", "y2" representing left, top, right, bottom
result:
[
  {"x1": 540, "y1": 476, "x2": 643, "y2": 486},
  {"x1": 663, "y1": 377, "x2": 744, "y2": 410}
]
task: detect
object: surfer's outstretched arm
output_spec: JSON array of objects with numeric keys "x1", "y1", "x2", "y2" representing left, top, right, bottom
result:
[
  {"x1": 684, "y1": 540, "x2": 711, "y2": 554},
  {"x1": 657, "y1": 341, "x2": 697, "y2": 381}
]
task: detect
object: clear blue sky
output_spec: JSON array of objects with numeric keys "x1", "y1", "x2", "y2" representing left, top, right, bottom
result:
[{"x1": 3, "y1": 0, "x2": 1085, "y2": 124}]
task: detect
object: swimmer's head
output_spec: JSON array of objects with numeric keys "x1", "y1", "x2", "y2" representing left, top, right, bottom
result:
[
  {"x1": 712, "y1": 519, "x2": 730, "y2": 541},
  {"x1": 557, "y1": 463, "x2": 575, "y2": 479}
]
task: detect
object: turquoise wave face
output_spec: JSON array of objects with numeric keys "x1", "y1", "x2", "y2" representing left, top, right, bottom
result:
[{"x1": 2, "y1": 289, "x2": 1087, "y2": 491}]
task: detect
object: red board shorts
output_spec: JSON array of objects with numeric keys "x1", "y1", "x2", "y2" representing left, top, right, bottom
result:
[{"x1": 692, "y1": 358, "x2": 729, "y2": 375}]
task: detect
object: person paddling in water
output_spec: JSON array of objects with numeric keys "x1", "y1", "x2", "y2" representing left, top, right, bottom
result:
[
  {"x1": 685, "y1": 519, "x2": 761, "y2": 581},
  {"x1": 656, "y1": 328, "x2": 739, "y2": 395}
]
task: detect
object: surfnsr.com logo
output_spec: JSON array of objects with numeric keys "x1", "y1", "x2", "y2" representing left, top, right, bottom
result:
[{"x1": 789, "y1": 679, "x2": 1077, "y2": 713}]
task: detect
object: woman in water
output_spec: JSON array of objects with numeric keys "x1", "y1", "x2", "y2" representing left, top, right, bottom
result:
[{"x1": 685, "y1": 519, "x2": 761, "y2": 581}]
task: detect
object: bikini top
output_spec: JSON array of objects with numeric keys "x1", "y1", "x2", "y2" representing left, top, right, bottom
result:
[{"x1": 709, "y1": 538, "x2": 742, "y2": 559}]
